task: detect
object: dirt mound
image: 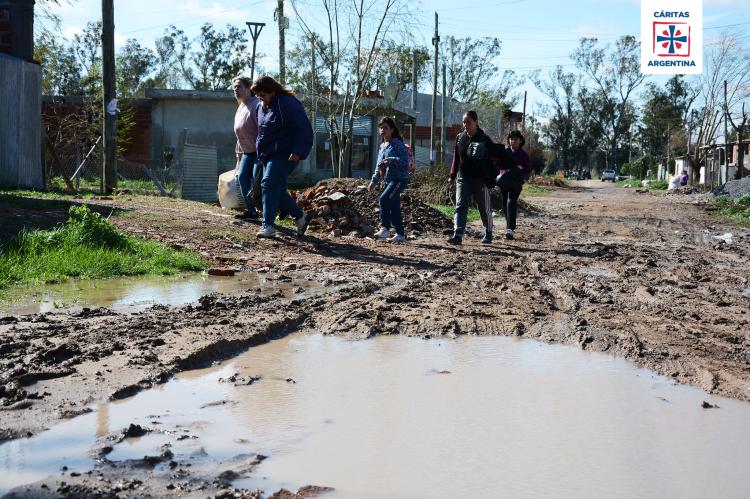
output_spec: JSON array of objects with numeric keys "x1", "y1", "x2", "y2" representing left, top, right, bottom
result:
[
  {"x1": 712, "y1": 176, "x2": 750, "y2": 200},
  {"x1": 292, "y1": 179, "x2": 452, "y2": 237},
  {"x1": 667, "y1": 185, "x2": 702, "y2": 195},
  {"x1": 528, "y1": 176, "x2": 569, "y2": 188}
]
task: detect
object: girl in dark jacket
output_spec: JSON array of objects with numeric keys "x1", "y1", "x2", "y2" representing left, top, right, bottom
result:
[
  {"x1": 497, "y1": 130, "x2": 531, "y2": 240},
  {"x1": 447, "y1": 111, "x2": 495, "y2": 245},
  {"x1": 251, "y1": 76, "x2": 314, "y2": 239}
]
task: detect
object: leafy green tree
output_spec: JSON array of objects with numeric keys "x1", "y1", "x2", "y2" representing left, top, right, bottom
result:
[
  {"x1": 286, "y1": 33, "x2": 328, "y2": 94},
  {"x1": 116, "y1": 39, "x2": 157, "y2": 98},
  {"x1": 572, "y1": 36, "x2": 646, "y2": 170},
  {"x1": 162, "y1": 23, "x2": 250, "y2": 91},
  {"x1": 639, "y1": 75, "x2": 695, "y2": 161},
  {"x1": 367, "y1": 41, "x2": 429, "y2": 95},
  {"x1": 442, "y1": 36, "x2": 502, "y2": 105}
]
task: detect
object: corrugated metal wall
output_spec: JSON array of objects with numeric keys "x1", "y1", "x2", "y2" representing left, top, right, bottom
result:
[
  {"x1": 182, "y1": 143, "x2": 218, "y2": 202},
  {"x1": 0, "y1": 53, "x2": 42, "y2": 189}
]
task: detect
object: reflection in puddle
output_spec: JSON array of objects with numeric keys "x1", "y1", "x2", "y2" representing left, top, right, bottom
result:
[
  {"x1": 2, "y1": 334, "x2": 750, "y2": 497},
  {"x1": 0, "y1": 272, "x2": 319, "y2": 315}
]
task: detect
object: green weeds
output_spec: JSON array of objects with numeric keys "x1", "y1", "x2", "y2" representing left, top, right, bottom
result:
[
  {"x1": 430, "y1": 204, "x2": 480, "y2": 223},
  {"x1": 714, "y1": 195, "x2": 750, "y2": 226},
  {"x1": 0, "y1": 205, "x2": 205, "y2": 290}
]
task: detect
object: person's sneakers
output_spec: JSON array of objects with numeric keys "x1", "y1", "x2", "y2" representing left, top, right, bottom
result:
[
  {"x1": 505, "y1": 229, "x2": 514, "y2": 240},
  {"x1": 481, "y1": 232, "x2": 493, "y2": 244},
  {"x1": 388, "y1": 234, "x2": 406, "y2": 244},
  {"x1": 374, "y1": 226, "x2": 390, "y2": 240},
  {"x1": 295, "y1": 212, "x2": 310, "y2": 237},
  {"x1": 447, "y1": 234, "x2": 463, "y2": 245},
  {"x1": 256, "y1": 225, "x2": 276, "y2": 238}
]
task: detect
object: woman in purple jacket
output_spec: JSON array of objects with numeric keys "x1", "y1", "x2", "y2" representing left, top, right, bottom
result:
[
  {"x1": 497, "y1": 130, "x2": 531, "y2": 240},
  {"x1": 250, "y1": 76, "x2": 314, "y2": 238}
]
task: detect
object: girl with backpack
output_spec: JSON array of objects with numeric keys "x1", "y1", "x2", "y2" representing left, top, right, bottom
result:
[
  {"x1": 368, "y1": 117, "x2": 410, "y2": 243},
  {"x1": 447, "y1": 111, "x2": 496, "y2": 245}
]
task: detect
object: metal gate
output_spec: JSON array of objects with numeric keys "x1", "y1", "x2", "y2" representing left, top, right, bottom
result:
[{"x1": 181, "y1": 143, "x2": 218, "y2": 202}]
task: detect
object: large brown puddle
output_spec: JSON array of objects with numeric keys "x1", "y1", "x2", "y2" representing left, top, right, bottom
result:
[
  {"x1": 2, "y1": 334, "x2": 750, "y2": 497},
  {"x1": 0, "y1": 272, "x2": 315, "y2": 315}
]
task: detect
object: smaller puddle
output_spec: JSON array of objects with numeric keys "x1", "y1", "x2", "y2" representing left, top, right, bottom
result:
[
  {"x1": 0, "y1": 272, "x2": 320, "y2": 316},
  {"x1": 2, "y1": 335, "x2": 750, "y2": 497}
]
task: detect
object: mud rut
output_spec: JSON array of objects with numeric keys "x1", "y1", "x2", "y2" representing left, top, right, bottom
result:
[{"x1": 1, "y1": 181, "x2": 749, "y2": 497}]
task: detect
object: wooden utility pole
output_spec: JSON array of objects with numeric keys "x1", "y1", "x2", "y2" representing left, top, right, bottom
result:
[
  {"x1": 310, "y1": 33, "x2": 317, "y2": 169},
  {"x1": 101, "y1": 0, "x2": 117, "y2": 194},
  {"x1": 430, "y1": 12, "x2": 439, "y2": 165},
  {"x1": 410, "y1": 50, "x2": 418, "y2": 151},
  {"x1": 440, "y1": 63, "x2": 446, "y2": 165},
  {"x1": 521, "y1": 90, "x2": 527, "y2": 129},
  {"x1": 276, "y1": 0, "x2": 286, "y2": 84}
]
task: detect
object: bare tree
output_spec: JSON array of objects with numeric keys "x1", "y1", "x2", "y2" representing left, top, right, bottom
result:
[
  {"x1": 532, "y1": 66, "x2": 578, "y2": 172},
  {"x1": 681, "y1": 33, "x2": 750, "y2": 182},
  {"x1": 290, "y1": 0, "x2": 409, "y2": 177}
]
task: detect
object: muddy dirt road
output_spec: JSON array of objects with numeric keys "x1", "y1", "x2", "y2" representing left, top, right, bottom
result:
[{"x1": 1, "y1": 180, "x2": 749, "y2": 496}]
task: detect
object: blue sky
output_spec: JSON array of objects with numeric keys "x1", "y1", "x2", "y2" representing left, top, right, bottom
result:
[{"x1": 50, "y1": 0, "x2": 750, "y2": 115}]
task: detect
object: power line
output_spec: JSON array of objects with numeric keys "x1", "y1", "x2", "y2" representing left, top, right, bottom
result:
[{"x1": 121, "y1": 0, "x2": 266, "y2": 35}]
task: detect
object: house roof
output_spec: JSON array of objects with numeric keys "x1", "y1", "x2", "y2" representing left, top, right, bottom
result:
[
  {"x1": 144, "y1": 88, "x2": 417, "y2": 120},
  {"x1": 393, "y1": 90, "x2": 524, "y2": 128}
]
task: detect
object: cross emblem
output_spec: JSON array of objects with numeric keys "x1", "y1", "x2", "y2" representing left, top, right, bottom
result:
[{"x1": 656, "y1": 25, "x2": 688, "y2": 55}]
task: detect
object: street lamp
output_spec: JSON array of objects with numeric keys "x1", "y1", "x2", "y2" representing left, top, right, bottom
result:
[{"x1": 245, "y1": 22, "x2": 265, "y2": 82}]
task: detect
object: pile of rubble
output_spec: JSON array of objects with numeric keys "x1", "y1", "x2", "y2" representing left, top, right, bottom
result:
[
  {"x1": 712, "y1": 176, "x2": 750, "y2": 200},
  {"x1": 292, "y1": 179, "x2": 452, "y2": 238}
]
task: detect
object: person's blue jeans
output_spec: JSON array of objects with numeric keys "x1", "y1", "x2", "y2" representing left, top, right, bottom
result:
[
  {"x1": 236, "y1": 152, "x2": 258, "y2": 214},
  {"x1": 379, "y1": 179, "x2": 408, "y2": 236},
  {"x1": 261, "y1": 157, "x2": 303, "y2": 228}
]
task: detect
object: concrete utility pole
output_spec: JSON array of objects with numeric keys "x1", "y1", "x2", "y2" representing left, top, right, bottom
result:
[
  {"x1": 724, "y1": 80, "x2": 730, "y2": 183},
  {"x1": 430, "y1": 12, "x2": 439, "y2": 165},
  {"x1": 411, "y1": 50, "x2": 418, "y2": 151},
  {"x1": 246, "y1": 22, "x2": 265, "y2": 82},
  {"x1": 275, "y1": 0, "x2": 286, "y2": 84},
  {"x1": 101, "y1": 0, "x2": 117, "y2": 194},
  {"x1": 522, "y1": 90, "x2": 527, "y2": 129},
  {"x1": 440, "y1": 63, "x2": 446, "y2": 165}
]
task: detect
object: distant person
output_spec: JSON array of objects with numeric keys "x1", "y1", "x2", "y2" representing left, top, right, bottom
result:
[
  {"x1": 496, "y1": 130, "x2": 531, "y2": 240},
  {"x1": 680, "y1": 170, "x2": 689, "y2": 186},
  {"x1": 251, "y1": 76, "x2": 314, "y2": 238},
  {"x1": 231, "y1": 76, "x2": 260, "y2": 220},
  {"x1": 447, "y1": 111, "x2": 495, "y2": 245},
  {"x1": 368, "y1": 117, "x2": 409, "y2": 243}
]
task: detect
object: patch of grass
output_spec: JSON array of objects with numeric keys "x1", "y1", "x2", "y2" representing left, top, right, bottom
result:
[
  {"x1": 615, "y1": 179, "x2": 643, "y2": 188},
  {"x1": 648, "y1": 180, "x2": 669, "y2": 190},
  {"x1": 0, "y1": 205, "x2": 205, "y2": 290},
  {"x1": 522, "y1": 184, "x2": 550, "y2": 196},
  {"x1": 431, "y1": 204, "x2": 480, "y2": 223},
  {"x1": 714, "y1": 195, "x2": 750, "y2": 226},
  {"x1": 46, "y1": 176, "x2": 174, "y2": 195},
  {"x1": 0, "y1": 189, "x2": 91, "y2": 203}
]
